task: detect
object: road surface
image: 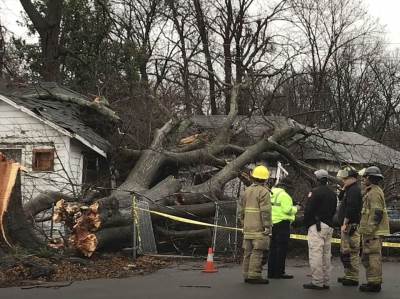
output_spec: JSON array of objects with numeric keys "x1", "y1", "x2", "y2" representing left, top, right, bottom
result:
[{"x1": 0, "y1": 258, "x2": 398, "y2": 299}]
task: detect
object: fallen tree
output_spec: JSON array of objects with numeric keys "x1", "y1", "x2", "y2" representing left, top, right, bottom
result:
[
  {"x1": 20, "y1": 84, "x2": 400, "y2": 256},
  {"x1": 22, "y1": 84, "x2": 322, "y2": 256}
]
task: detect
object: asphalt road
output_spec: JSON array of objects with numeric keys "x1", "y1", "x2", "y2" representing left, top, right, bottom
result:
[{"x1": 1, "y1": 258, "x2": 399, "y2": 299}]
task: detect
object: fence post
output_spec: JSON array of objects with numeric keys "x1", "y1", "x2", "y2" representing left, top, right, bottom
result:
[
  {"x1": 212, "y1": 202, "x2": 219, "y2": 252},
  {"x1": 132, "y1": 195, "x2": 137, "y2": 261}
]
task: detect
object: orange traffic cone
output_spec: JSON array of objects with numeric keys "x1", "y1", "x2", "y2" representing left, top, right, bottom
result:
[{"x1": 202, "y1": 247, "x2": 218, "y2": 273}]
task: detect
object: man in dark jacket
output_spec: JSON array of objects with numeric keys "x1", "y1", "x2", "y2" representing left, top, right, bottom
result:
[
  {"x1": 303, "y1": 169, "x2": 337, "y2": 290},
  {"x1": 336, "y1": 167, "x2": 362, "y2": 286}
]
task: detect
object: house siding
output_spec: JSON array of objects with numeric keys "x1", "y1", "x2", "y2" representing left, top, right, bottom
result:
[{"x1": 0, "y1": 100, "x2": 84, "y2": 203}]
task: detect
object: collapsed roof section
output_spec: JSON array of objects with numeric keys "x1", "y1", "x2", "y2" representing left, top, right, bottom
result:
[
  {"x1": 190, "y1": 115, "x2": 400, "y2": 169},
  {"x1": 0, "y1": 82, "x2": 117, "y2": 157}
]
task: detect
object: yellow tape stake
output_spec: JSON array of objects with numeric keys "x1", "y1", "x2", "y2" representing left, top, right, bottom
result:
[{"x1": 135, "y1": 207, "x2": 400, "y2": 248}]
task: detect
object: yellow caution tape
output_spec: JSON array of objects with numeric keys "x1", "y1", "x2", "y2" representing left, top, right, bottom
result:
[
  {"x1": 290, "y1": 234, "x2": 340, "y2": 244},
  {"x1": 135, "y1": 207, "x2": 400, "y2": 248},
  {"x1": 289, "y1": 234, "x2": 400, "y2": 248},
  {"x1": 136, "y1": 207, "x2": 243, "y2": 232},
  {"x1": 382, "y1": 241, "x2": 400, "y2": 248}
]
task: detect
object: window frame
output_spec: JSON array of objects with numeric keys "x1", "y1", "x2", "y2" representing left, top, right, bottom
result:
[{"x1": 32, "y1": 148, "x2": 55, "y2": 172}]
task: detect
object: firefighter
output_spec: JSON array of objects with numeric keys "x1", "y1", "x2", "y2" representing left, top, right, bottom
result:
[
  {"x1": 267, "y1": 177, "x2": 298, "y2": 279},
  {"x1": 359, "y1": 166, "x2": 390, "y2": 293},
  {"x1": 303, "y1": 169, "x2": 337, "y2": 290},
  {"x1": 239, "y1": 165, "x2": 272, "y2": 284},
  {"x1": 336, "y1": 167, "x2": 363, "y2": 286}
]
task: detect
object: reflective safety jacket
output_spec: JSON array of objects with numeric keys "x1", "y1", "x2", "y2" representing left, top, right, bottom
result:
[
  {"x1": 359, "y1": 185, "x2": 390, "y2": 236},
  {"x1": 271, "y1": 187, "x2": 297, "y2": 224},
  {"x1": 239, "y1": 184, "x2": 272, "y2": 240}
]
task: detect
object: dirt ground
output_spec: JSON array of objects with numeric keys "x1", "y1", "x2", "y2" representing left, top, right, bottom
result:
[{"x1": 0, "y1": 253, "x2": 171, "y2": 288}]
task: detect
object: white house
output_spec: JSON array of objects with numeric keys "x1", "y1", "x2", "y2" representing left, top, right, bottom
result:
[{"x1": 0, "y1": 83, "x2": 112, "y2": 204}]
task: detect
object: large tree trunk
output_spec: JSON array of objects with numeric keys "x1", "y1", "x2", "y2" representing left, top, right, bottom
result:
[
  {"x1": 1, "y1": 161, "x2": 42, "y2": 253},
  {"x1": 20, "y1": 0, "x2": 63, "y2": 81},
  {"x1": 193, "y1": 0, "x2": 218, "y2": 115}
]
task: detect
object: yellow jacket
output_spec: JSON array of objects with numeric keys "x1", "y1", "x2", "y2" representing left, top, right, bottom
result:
[
  {"x1": 271, "y1": 187, "x2": 297, "y2": 224},
  {"x1": 239, "y1": 184, "x2": 272, "y2": 239},
  {"x1": 359, "y1": 185, "x2": 390, "y2": 236}
]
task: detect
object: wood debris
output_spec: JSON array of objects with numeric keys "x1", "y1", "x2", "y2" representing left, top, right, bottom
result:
[
  {"x1": 1, "y1": 255, "x2": 171, "y2": 288},
  {"x1": 0, "y1": 152, "x2": 23, "y2": 247},
  {"x1": 53, "y1": 200, "x2": 103, "y2": 257},
  {"x1": 178, "y1": 133, "x2": 208, "y2": 145}
]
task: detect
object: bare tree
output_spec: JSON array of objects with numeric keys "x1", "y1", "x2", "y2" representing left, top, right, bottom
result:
[
  {"x1": 289, "y1": 0, "x2": 377, "y2": 125},
  {"x1": 368, "y1": 51, "x2": 400, "y2": 140},
  {"x1": 193, "y1": 0, "x2": 218, "y2": 114},
  {"x1": 20, "y1": 0, "x2": 63, "y2": 81},
  {"x1": 0, "y1": 19, "x2": 5, "y2": 76}
]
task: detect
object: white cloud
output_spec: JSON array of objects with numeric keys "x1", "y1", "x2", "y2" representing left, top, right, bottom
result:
[
  {"x1": 0, "y1": 0, "x2": 28, "y2": 37},
  {"x1": 366, "y1": 0, "x2": 400, "y2": 46}
]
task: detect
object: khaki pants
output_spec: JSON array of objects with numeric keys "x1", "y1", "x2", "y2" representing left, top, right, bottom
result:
[
  {"x1": 308, "y1": 223, "x2": 333, "y2": 287},
  {"x1": 242, "y1": 237, "x2": 269, "y2": 279},
  {"x1": 340, "y1": 229, "x2": 360, "y2": 281},
  {"x1": 361, "y1": 235, "x2": 383, "y2": 284}
]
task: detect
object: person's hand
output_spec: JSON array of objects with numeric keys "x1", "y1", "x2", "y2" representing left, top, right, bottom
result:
[
  {"x1": 262, "y1": 228, "x2": 271, "y2": 236},
  {"x1": 295, "y1": 204, "x2": 302, "y2": 211},
  {"x1": 341, "y1": 224, "x2": 348, "y2": 233}
]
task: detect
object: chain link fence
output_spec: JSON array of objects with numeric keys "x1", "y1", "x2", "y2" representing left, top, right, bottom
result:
[
  {"x1": 212, "y1": 201, "x2": 242, "y2": 257},
  {"x1": 135, "y1": 198, "x2": 158, "y2": 254}
]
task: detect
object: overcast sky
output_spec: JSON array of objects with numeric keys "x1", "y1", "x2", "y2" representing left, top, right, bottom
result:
[{"x1": 1, "y1": 0, "x2": 400, "y2": 47}]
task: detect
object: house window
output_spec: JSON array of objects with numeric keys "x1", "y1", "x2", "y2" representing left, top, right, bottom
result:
[{"x1": 32, "y1": 149, "x2": 55, "y2": 171}]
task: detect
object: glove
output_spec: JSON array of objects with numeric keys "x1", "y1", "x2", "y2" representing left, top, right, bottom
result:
[
  {"x1": 348, "y1": 224, "x2": 357, "y2": 236},
  {"x1": 316, "y1": 221, "x2": 321, "y2": 232},
  {"x1": 374, "y1": 210, "x2": 383, "y2": 224},
  {"x1": 261, "y1": 250, "x2": 269, "y2": 266},
  {"x1": 340, "y1": 253, "x2": 351, "y2": 269}
]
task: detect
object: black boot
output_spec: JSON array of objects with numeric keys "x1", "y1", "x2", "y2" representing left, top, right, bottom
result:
[
  {"x1": 359, "y1": 283, "x2": 381, "y2": 292},
  {"x1": 341, "y1": 278, "x2": 358, "y2": 286},
  {"x1": 337, "y1": 277, "x2": 345, "y2": 283},
  {"x1": 280, "y1": 274, "x2": 294, "y2": 279},
  {"x1": 303, "y1": 283, "x2": 326, "y2": 290},
  {"x1": 246, "y1": 278, "x2": 269, "y2": 284}
]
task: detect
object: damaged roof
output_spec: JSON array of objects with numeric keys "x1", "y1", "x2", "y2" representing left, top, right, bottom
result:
[
  {"x1": 191, "y1": 115, "x2": 400, "y2": 169},
  {"x1": 0, "y1": 82, "x2": 112, "y2": 157},
  {"x1": 300, "y1": 129, "x2": 400, "y2": 169}
]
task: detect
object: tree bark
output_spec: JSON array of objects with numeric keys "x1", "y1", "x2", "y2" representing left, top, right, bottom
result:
[
  {"x1": 2, "y1": 172, "x2": 42, "y2": 252},
  {"x1": 193, "y1": 0, "x2": 218, "y2": 114},
  {"x1": 156, "y1": 226, "x2": 212, "y2": 239},
  {"x1": 24, "y1": 191, "x2": 75, "y2": 219},
  {"x1": 20, "y1": 0, "x2": 63, "y2": 81}
]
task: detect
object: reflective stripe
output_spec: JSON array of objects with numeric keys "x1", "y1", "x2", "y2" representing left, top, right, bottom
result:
[
  {"x1": 367, "y1": 276, "x2": 382, "y2": 283},
  {"x1": 375, "y1": 230, "x2": 390, "y2": 236},
  {"x1": 245, "y1": 207, "x2": 260, "y2": 212},
  {"x1": 247, "y1": 271, "x2": 262, "y2": 278},
  {"x1": 244, "y1": 232, "x2": 264, "y2": 239},
  {"x1": 345, "y1": 275, "x2": 359, "y2": 280}
]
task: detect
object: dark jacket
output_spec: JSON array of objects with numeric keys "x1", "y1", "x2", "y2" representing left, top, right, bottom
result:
[
  {"x1": 337, "y1": 182, "x2": 362, "y2": 225},
  {"x1": 304, "y1": 185, "x2": 337, "y2": 228}
]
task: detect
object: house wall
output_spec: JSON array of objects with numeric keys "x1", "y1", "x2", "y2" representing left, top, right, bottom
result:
[{"x1": 0, "y1": 100, "x2": 84, "y2": 203}]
